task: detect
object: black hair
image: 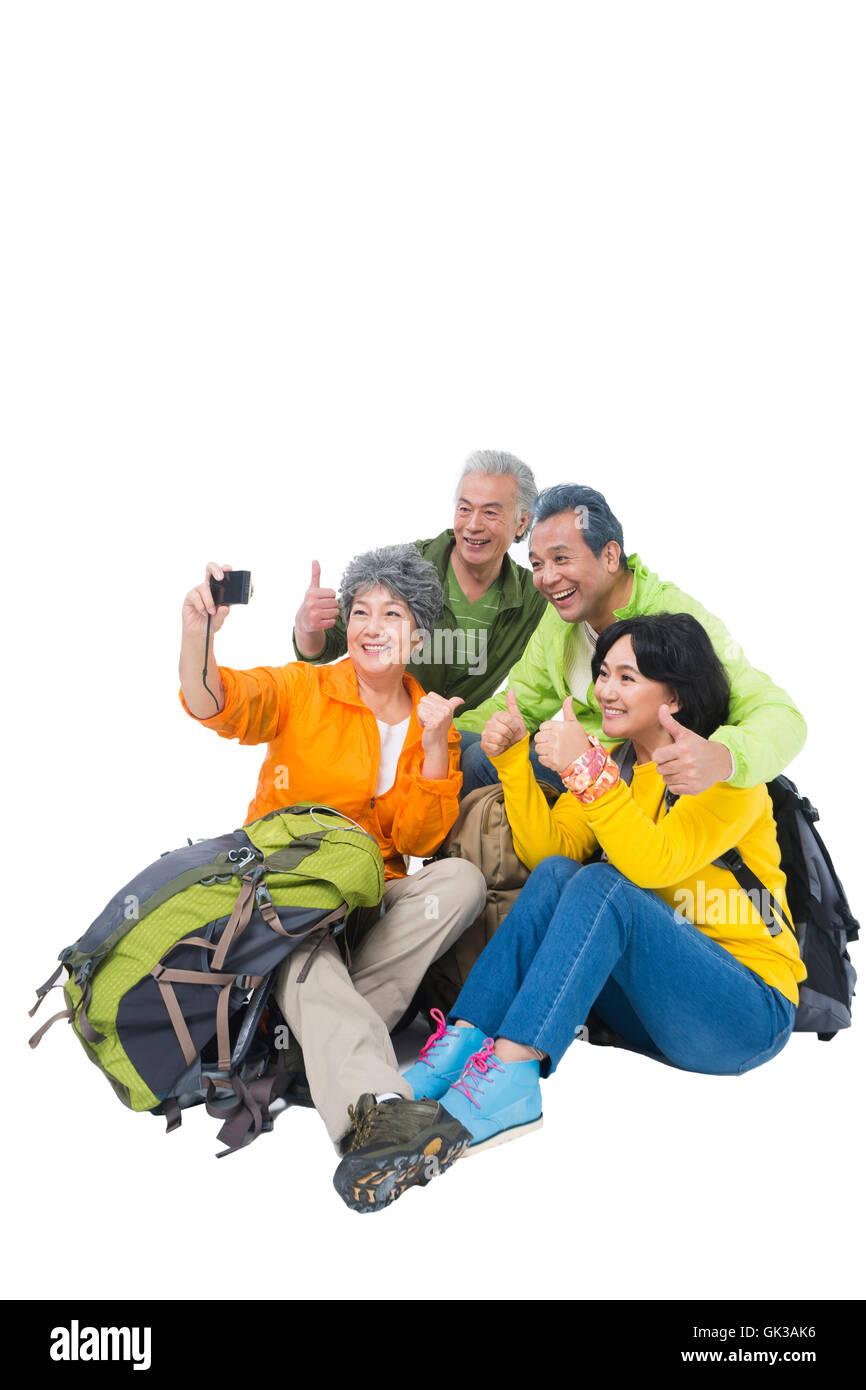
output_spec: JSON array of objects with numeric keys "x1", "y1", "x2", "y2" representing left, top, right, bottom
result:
[
  {"x1": 529, "y1": 483, "x2": 629, "y2": 570},
  {"x1": 592, "y1": 613, "x2": 731, "y2": 740}
]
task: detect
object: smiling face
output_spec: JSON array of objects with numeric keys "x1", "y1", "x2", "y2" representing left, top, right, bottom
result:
[
  {"x1": 528, "y1": 511, "x2": 624, "y2": 628},
  {"x1": 453, "y1": 472, "x2": 529, "y2": 570},
  {"x1": 594, "y1": 634, "x2": 680, "y2": 749},
  {"x1": 346, "y1": 585, "x2": 419, "y2": 677}
]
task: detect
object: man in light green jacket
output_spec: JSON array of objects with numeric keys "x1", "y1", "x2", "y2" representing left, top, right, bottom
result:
[{"x1": 456, "y1": 483, "x2": 806, "y2": 796}]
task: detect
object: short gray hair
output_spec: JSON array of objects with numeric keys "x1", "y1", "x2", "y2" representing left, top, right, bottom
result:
[
  {"x1": 457, "y1": 449, "x2": 538, "y2": 541},
  {"x1": 339, "y1": 544, "x2": 444, "y2": 635}
]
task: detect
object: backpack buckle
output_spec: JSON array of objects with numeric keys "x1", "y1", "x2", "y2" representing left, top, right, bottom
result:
[
  {"x1": 721, "y1": 849, "x2": 745, "y2": 872},
  {"x1": 228, "y1": 846, "x2": 261, "y2": 873}
]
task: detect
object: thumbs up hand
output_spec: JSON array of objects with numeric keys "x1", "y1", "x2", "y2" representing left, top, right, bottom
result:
[
  {"x1": 481, "y1": 689, "x2": 529, "y2": 759},
  {"x1": 294, "y1": 559, "x2": 341, "y2": 658},
  {"x1": 417, "y1": 693, "x2": 465, "y2": 746},
  {"x1": 651, "y1": 704, "x2": 735, "y2": 795},
  {"x1": 416, "y1": 693, "x2": 465, "y2": 781},
  {"x1": 534, "y1": 697, "x2": 593, "y2": 773}
]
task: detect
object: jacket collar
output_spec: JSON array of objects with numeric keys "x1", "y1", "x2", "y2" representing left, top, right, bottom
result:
[
  {"x1": 320, "y1": 659, "x2": 428, "y2": 731},
  {"x1": 613, "y1": 553, "x2": 650, "y2": 620},
  {"x1": 425, "y1": 528, "x2": 527, "y2": 612}
]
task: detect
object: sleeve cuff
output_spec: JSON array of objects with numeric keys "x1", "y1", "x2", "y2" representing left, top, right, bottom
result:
[
  {"x1": 709, "y1": 736, "x2": 737, "y2": 782},
  {"x1": 291, "y1": 630, "x2": 329, "y2": 663},
  {"x1": 414, "y1": 774, "x2": 461, "y2": 797},
  {"x1": 490, "y1": 733, "x2": 532, "y2": 773}
]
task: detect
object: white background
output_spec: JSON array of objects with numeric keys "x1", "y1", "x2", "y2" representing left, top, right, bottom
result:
[{"x1": 3, "y1": 1, "x2": 864, "y2": 1305}]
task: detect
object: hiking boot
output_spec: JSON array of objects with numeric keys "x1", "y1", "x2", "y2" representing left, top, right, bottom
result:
[
  {"x1": 333, "y1": 1093, "x2": 471, "y2": 1213},
  {"x1": 402, "y1": 1009, "x2": 487, "y2": 1100},
  {"x1": 442, "y1": 1039, "x2": 543, "y2": 1153}
]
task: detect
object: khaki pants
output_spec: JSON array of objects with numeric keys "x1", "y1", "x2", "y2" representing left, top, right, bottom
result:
[{"x1": 274, "y1": 858, "x2": 486, "y2": 1145}]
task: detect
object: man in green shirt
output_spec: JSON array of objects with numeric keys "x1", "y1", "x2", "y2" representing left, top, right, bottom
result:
[
  {"x1": 457, "y1": 483, "x2": 806, "y2": 796},
  {"x1": 292, "y1": 450, "x2": 548, "y2": 711}
]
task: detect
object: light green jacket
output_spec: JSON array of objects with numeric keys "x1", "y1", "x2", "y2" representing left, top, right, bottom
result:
[{"x1": 455, "y1": 554, "x2": 806, "y2": 789}]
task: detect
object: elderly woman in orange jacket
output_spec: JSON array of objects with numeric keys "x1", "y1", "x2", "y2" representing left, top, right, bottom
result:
[{"x1": 179, "y1": 546, "x2": 485, "y2": 1213}]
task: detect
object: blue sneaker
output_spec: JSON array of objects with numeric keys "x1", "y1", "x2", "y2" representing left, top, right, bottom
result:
[
  {"x1": 441, "y1": 1039, "x2": 543, "y2": 1152},
  {"x1": 402, "y1": 1010, "x2": 487, "y2": 1101}
]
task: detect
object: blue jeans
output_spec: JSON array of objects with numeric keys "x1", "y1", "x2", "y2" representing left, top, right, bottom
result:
[
  {"x1": 451, "y1": 858, "x2": 796, "y2": 1076},
  {"x1": 459, "y1": 731, "x2": 566, "y2": 798}
]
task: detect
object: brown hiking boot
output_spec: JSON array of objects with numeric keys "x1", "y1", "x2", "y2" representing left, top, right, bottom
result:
[{"x1": 333, "y1": 1093, "x2": 471, "y2": 1213}]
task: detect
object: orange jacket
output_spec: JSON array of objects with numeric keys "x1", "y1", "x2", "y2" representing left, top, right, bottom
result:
[{"x1": 180, "y1": 658, "x2": 462, "y2": 880}]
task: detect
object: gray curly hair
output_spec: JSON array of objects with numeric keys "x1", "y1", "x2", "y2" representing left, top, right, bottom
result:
[{"x1": 339, "y1": 545, "x2": 444, "y2": 635}]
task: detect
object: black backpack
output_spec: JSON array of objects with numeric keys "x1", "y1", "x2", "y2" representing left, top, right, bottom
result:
[
  {"x1": 756, "y1": 776, "x2": 857, "y2": 1038},
  {"x1": 614, "y1": 745, "x2": 858, "y2": 1040}
]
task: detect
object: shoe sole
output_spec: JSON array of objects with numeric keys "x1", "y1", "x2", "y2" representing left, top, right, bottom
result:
[
  {"x1": 334, "y1": 1126, "x2": 472, "y2": 1213},
  {"x1": 464, "y1": 1115, "x2": 544, "y2": 1155}
]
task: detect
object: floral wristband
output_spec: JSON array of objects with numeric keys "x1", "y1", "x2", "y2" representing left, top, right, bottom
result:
[{"x1": 561, "y1": 735, "x2": 620, "y2": 804}]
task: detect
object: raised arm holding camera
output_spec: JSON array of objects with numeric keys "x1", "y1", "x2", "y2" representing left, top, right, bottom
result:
[
  {"x1": 178, "y1": 548, "x2": 486, "y2": 1213},
  {"x1": 179, "y1": 560, "x2": 234, "y2": 717}
]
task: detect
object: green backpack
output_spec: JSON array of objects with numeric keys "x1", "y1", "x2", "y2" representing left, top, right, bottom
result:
[{"x1": 30, "y1": 804, "x2": 385, "y2": 1154}]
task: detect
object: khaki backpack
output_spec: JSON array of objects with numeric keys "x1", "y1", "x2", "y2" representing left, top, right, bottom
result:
[{"x1": 414, "y1": 780, "x2": 562, "y2": 1020}]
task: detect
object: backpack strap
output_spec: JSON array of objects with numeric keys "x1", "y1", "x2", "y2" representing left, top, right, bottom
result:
[
  {"x1": 28, "y1": 975, "x2": 105, "y2": 1048},
  {"x1": 162, "y1": 1097, "x2": 183, "y2": 1134},
  {"x1": 210, "y1": 871, "x2": 262, "y2": 971},
  {"x1": 613, "y1": 739, "x2": 683, "y2": 806},
  {"x1": 206, "y1": 1065, "x2": 294, "y2": 1158},
  {"x1": 28, "y1": 1004, "x2": 75, "y2": 1048},
  {"x1": 27, "y1": 965, "x2": 74, "y2": 1046},
  {"x1": 294, "y1": 908, "x2": 348, "y2": 983},
  {"x1": 28, "y1": 964, "x2": 65, "y2": 1018},
  {"x1": 712, "y1": 849, "x2": 793, "y2": 939},
  {"x1": 611, "y1": 741, "x2": 636, "y2": 783}
]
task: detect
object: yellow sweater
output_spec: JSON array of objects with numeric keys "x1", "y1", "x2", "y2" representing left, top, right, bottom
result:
[{"x1": 494, "y1": 737, "x2": 806, "y2": 1004}]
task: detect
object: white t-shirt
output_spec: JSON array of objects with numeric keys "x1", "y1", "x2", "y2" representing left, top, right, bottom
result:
[
  {"x1": 562, "y1": 621, "x2": 600, "y2": 715},
  {"x1": 375, "y1": 716, "x2": 411, "y2": 795}
]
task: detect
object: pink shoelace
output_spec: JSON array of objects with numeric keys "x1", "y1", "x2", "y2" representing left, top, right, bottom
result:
[
  {"x1": 449, "y1": 1038, "x2": 504, "y2": 1109},
  {"x1": 415, "y1": 1008, "x2": 458, "y2": 1068}
]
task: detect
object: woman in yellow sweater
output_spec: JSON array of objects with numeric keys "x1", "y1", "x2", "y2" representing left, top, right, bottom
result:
[{"x1": 402, "y1": 612, "x2": 806, "y2": 1151}]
